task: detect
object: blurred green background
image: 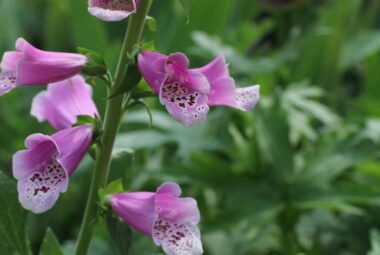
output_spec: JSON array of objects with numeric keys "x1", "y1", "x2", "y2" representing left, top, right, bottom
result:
[{"x1": 1, "y1": 0, "x2": 380, "y2": 254}]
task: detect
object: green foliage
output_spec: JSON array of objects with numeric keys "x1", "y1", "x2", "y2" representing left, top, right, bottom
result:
[
  {"x1": 105, "y1": 214, "x2": 132, "y2": 255},
  {"x1": 2, "y1": 0, "x2": 380, "y2": 254},
  {"x1": 0, "y1": 172, "x2": 31, "y2": 255},
  {"x1": 39, "y1": 229, "x2": 63, "y2": 255}
]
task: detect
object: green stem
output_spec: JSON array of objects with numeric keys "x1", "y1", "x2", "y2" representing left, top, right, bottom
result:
[{"x1": 74, "y1": 1, "x2": 153, "y2": 254}]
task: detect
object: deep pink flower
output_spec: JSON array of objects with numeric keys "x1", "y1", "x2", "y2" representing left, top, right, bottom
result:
[
  {"x1": 111, "y1": 182, "x2": 203, "y2": 255},
  {"x1": 138, "y1": 50, "x2": 260, "y2": 127},
  {"x1": 13, "y1": 125, "x2": 93, "y2": 213},
  {"x1": 31, "y1": 75, "x2": 99, "y2": 131},
  {"x1": 0, "y1": 38, "x2": 87, "y2": 96},
  {"x1": 88, "y1": 0, "x2": 140, "y2": 21}
]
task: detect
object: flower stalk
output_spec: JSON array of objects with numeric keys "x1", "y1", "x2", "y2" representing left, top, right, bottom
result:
[{"x1": 74, "y1": 1, "x2": 153, "y2": 254}]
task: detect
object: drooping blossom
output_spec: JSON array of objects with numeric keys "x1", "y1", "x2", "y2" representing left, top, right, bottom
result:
[
  {"x1": 111, "y1": 182, "x2": 203, "y2": 255},
  {"x1": 31, "y1": 75, "x2": 99, "y2": 130},
  {"x1": 0, "y1": 38, "x2": 87, "y2": 96},
  {"x1": 13, "y1": 125, "x2": 93, "y2": 213},
  {"x1": 88, "y1": 0, "x2": 140, "y2": 21},
  {"x1": 137, "y1": 50, "x2": 260, "y2": 127}
]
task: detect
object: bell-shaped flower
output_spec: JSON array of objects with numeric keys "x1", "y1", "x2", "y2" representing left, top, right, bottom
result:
[
  {"x1": 0, "y1": 38, "x2": 87, "y2": 96},
  {"x1": 13, "y1": 125, "x2": 93, "y2": 213},
  {"x1": 88, "y1": 0, "x2": 140, "y2": 21},
  {"x1": 111, "y1": 182, "x2": 203, "y2": 255},
  {"x1": 138, "y1": 50, "x2": 260, "y2": 127},
  {"x1": 31, "y1": 75, "x2": 99, "y2": 130}
]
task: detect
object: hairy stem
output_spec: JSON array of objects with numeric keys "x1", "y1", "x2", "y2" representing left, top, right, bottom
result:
[{"x1": 74, "y1": 1, "x2": 153, "y2": 254}]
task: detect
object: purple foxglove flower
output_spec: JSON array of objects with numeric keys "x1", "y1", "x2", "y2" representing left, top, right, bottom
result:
[
  {"x1": 31, "y1": 75, "x2": 99, "y2": 130},
  {"x1": 111, "y1": 182, "x2": 203, "y2": 255},
  {"x1": 138, "y1": 50, "x2": 260, "y2": 127},
  {"x1": 13, "y1": 125, "x2": 93, "y2": 213},
  {"x1": 88, "y1": 0, "x2": 140, "y2": 21},
  {"x1": 0, "y1": 38, "x2": 87, "y2": 96}
]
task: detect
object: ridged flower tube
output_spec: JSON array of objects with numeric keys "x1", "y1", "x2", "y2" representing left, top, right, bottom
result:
[
  {"x1": 88, "y1": 0, "x2": 140, "y2": 21},
  {"x1": 0, "y1": 38, "x2": 87, "y2": 96},
  {"x1": 138, "y1": 50, "x2": 260, "y2": 127},
  {"x1": 111, "y1": 182, "x2": 203, "y2": 255}
]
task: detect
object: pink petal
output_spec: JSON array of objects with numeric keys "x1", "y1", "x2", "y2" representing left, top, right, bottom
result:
[
  {"x1": 152, "y1": 219, "x2": 203, "y2": 255},
  {"x1": 88, "y1": 0, "x2": 139, "y2": 21},
  {"x1": 12, "y1": 134, "x2": 69, "y2": 214},
  {"x1": 155, "y1": 183, "x2": 200, "y2": 225},
  {"x1": 137, "y1": 50, "x2": 167, "y2": 94},
  {"x1": 159, "y1": 77, "x2": 209, "y2": 127},
  {"x1": 111, "y1": 192, "x2": 156, "y2": 236},
  {"x1": 31, "y1": 75, "x2": 99, "y2": 130},
  {"x1": 0, "y1": 72, "x2": 17, "y2": 96},
  {"x1": 207, "y1": 77, "x2": 236, "y2": 107},
  {"x1": 1, "y1": 52, "x2": 22, "y2": 72},
  {"x1": 234, "y1": 85, "x2": 260, "y2": 111},
  {"x1": 192, "y1": 55, "x2": 229, "y2": 84},
  {"x1": 52, "y1": 125, "x2": 93, "y2": 176}
]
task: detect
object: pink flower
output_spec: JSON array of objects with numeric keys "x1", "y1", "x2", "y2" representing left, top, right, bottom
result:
[
  {"x1": 0, "y1": 38, "x2": 87, "y2": 96},
  {"x1": 13, "y1": 125, "x2": 93, "y2": 213},
  {"x1": 88, "y1": 0, "x2": 140, "y2": 21},
  {"x1": 137, "y1": 50, "x2": 260, "y2": 127},
  {"x1": 31, "y1": 75, "x2": 99, "y2": 131},
  {"x1": 111, "y1": 182, "x2": 203, "y2": 255},
  {"x1": 12, "y1": 75, "x2": 98, "y2": 213}
]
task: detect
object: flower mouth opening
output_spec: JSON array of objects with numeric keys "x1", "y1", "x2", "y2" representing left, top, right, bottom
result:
[{"x1": 92, "y1": 0, "x2": 135, "y2": 12}]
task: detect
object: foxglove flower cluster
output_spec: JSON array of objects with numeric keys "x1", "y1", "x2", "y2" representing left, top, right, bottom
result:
[
  {"x1": 138, "y1": 50, "x2": 260, "y2": 127},
  {"x1": 13, "y1": 75, "x2": 98, "y2": 213},
  {"x1": 88, "y1": 0, "x2": 140, "y2": 21},
  {"x1": 111, "y1": 182, "x2": 203, "y2": 255},
  {"x1": 0, "y1": 38, "x2": 86, "y2": 96}
]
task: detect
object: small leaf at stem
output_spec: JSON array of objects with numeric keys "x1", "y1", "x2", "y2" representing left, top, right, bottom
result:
[
  {"x1": 177, "y1": 0, "x2": 190, "y2": 23},
  {"x1": 39, "y1": 228, "x2": 64, "y2": 255},
  {"x1": 146, "y1": 16, "x2": 157, "y2": 32},
  {"x1": 78, "y1": 47, "x2": 108, "y2": 76},
  {"x1": 140, "y1": 41, "x2": 156, "y2": 51},
  {"x1": 98, "y1": 179, "x2": 124, "y2": 208},
  {"x1": 105, "y1": 214, "x2": 132, "y2": 255}
]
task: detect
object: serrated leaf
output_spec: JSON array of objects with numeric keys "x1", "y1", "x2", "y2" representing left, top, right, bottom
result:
[
  {"x1": 0, "y1": 172, "x2": 31, "y2": 255},
  {"x1": 109, "y1": 64, "x2": 142, "y2": 98},
  {"x1": 178, "y1": 0, "x2": 190, "y2": 23},
  {"x1": 105, "y1": 215, "x2": 132, "y2": 255},
  {"x1": 39, "y1": 228, "x2": 64, "y2": 255}
]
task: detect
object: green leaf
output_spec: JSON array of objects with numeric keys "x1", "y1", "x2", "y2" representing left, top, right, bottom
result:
[
  {"x1": 340, "y1": 30, "x2": 380, "y2": 69},
  {"x1": 73, "y1": 115, "x2": 97, "y2": 126},
  {"x1": 105, "y1": 214, "x2": 132, "y2": 255},
  {"x1": 368, "y1": 229, "x2": 380, "y2": 255},
  {"x1": 109, "y1": 64, "x2": 142, "y2": 98},
  {"x1": 0, "y1": 172, "x2": 31, "y2": 255},
  {"x1": 146, "y1": 16, "x2": 157, "y2": 32},
  {"x1": 177, "y1": 0, "x2": 190, "y2": 23},
  {"x1": 39, "y1": 228, "x2": 64, "y2": 255},
  {"x1": 98, "y1": 179, "x2": 124, "y2": 208},
  {"x1": 140, "y1": 41, "x2": 155, "y2": 51}
]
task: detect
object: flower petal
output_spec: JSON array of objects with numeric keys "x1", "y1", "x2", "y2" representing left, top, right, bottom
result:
[
  {"x1": 88, "y1": 0, "x2": 138, "y2": 21},
  {"x1": 234, "y1": 85, "x2": 260, "y2": 111},
  {"x1": 138, "y1": 50, "x2": 167, "y2": 94},
  {"x1": 0, "y1": 71, "x2": 17, "y2": 96},
  {"x1": 111, "y1": 192, "x2": 156, "y2": 235},
  {"x1": 192, "y1": 55, "x2": 229, "y2": 84},
  {"x1": 1, "y1": 52, "x2": 22, "y2": 72},
  {"x1": 165, "y1": 54, "x2": 210, "y2": 95},
  {"x1": 207, "y1": 77, "x2": 236, "y2": 107},
  {"x1": 52, "y1": 125, "x2": 93, "y2": 175},
  {"x1": 159, "y1": 78, "x2": 209, "y2": 127},
  {"x1": 152, "y1": 219, "x2": 203, "y2": 255},
  {"x1": 31, "y1": 75, "x2": 99, "y2": 130},
  {"x1": 12, "y1": 134, "x2": 69, "y2": 214},
  {"x1": 156, "y1": 182, "x2": 182, "y2": 197}
]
